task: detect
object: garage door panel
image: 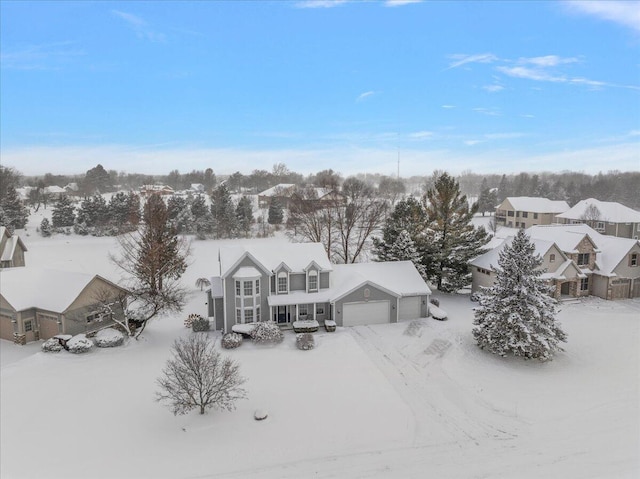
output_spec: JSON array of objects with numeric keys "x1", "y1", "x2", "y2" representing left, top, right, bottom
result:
[
  {"x1": 1, "y1": 315, "x2": 14, "y2": 341},
  {"x1": 343, "y1": 301, "x2": 389, "y2": 326},
  {"x1": 399, "y1": 296, "x2": 421, "y2": 320}
]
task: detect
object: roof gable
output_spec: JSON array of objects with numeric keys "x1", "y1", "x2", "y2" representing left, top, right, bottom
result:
[{"x1": 556, "y1": 198, "x2": 640, "y2": 223}]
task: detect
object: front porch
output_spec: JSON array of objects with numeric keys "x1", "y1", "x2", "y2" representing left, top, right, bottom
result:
[{"x1": 269, "y1": 303, "x2": 332, "y2": 329}]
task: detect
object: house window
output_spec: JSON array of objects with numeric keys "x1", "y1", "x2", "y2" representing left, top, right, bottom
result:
[
  {"x1": 236, "y1": 309, "x2": 241, "y2": 323},
  {"x1": 255, "y1": 279, "x2": 260, "y2": 294},
  {"x1": 522, "y1": 211, "x2": 528, "y2": 218},
  {"x1": 86, "y1": 312, "x2": 106, "y2": 323},
  {"x1": 516, "y1": 211, "x2": 520, "y2": 217},
  {"x1": 235, "y1": 281, "x2": 241, "y2": 296},
  {"x1": 308, "y1": 271, "x2": 318, "y2": 291},
  {"x1": 244, "y1": 281, "x2": 253, "y2": 296},
  {"x1": 596, "y1": 222, "x2": 605, "y2": 232},
  {"x1": 24, "y1": 320, "x2": 33, "y2": 332},
  {"x1": 256, "y1": 307, "x2": 260, "y2": 320},
  {"x1": 507, "y1": 211, "x2": 514, "y2": 217},
  {"x1": 549, "y1": 254, "x2": 556, "y2": 263},
  {"x1": 533, "y1": 213, "x2": 538, "y2": 219},
  {"x1": 278, "y1": 272, "x2": 288, "y2": 293},
  {"x1": 580, "y1": 277, "x2": 589, "y2": 291},
  {"x1": 316, "y1": 305, "x2": 325, "y2": 315},
  {"x1": 299, "y1": 305, "x2": 308, "y2": 317},
  {"x1": 244, "y1": 309, "x2": 254, "y2": 323},
  {"x1": 577, "y1": 253, "x2": 590, "y2": 266},
  {"x1": 631, "y1": 253, "x2": 638, "y2": 267}
]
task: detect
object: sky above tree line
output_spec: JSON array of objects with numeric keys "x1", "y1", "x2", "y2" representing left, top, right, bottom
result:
[{"x1": 1, "y1": 1, "x2": 638, "y2": 177}]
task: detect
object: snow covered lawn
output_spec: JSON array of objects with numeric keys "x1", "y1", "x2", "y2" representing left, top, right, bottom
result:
[{"x1": 1, "y1": 225, "x2": 638, "y2": 478}]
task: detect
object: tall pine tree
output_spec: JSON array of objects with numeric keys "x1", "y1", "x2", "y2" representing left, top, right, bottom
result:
[
  {"x1": 0, "y1": 185, "x2": 29, "y2": 232},
  {"x1": 472, "y1": 229, "x2": 567, "y2": 361},
  {"x1": 210, "y1": 184, "x2": 237, "y2": 239},
  {"x1": 373, "y1": 196, "x2": 427, "y2": 261},
  {"x1": 375, "y1": 229, "x2": 427, "y2": 279},
  {"x1": 423, "y1": 173, "x2": 487, "y2": 292},
  {"x1": 51, "y1": 194, "x2": 76, "y2": 228}
]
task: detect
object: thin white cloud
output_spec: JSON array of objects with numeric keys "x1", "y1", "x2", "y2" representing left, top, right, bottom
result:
[
  {"x1": 473, "y1": 107, "x2": 502, "y2": 117},
  {"x1": 564, "y1": 1, "x2": 640, "y2": 33},
  {"x1": 0, "y1": 41, "x2": 85, "y2": 70},
  {"x1": 521, "y1": 55, "x2": 580, "y2": 67},
  {"x1": 482, "y1": 84, "x2": 504, "y2": 93},
  {"x1": 356, "y1": 91, "x2": 376, "y2": 102},
  {"x1": 384, "y1": 0, "x2": 423, "y2": 7},
  {"x1": 441, "y1": 104, "x2": 456, "y2": 109},
  {"x1": 445, "y1": 53, "x2": 498, "y2": 70},
  {"x1": 294, "y1": 0, "x2": 347, "y2": 8},
  {"x1": 112, "y1": 10, "x2": 166, "y2": 42},
  {"x1": 408, "y1": 131, "x2": 434, "y2": 140}
]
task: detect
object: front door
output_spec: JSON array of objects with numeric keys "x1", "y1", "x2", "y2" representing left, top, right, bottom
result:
[
  {"x1": 560, "y1": 282, "x2": 570, "y2": 296},
  {"x1": 277, "y1": 306, "x2": 288, "y2": 324}
]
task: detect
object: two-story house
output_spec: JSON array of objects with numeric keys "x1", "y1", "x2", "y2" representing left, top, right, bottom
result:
[
  {"x1": 207, "y1": 242, "x2": 431, "y2": 332},
  {"x1": 495, "y1": 197, "x2": 570, "y2": 229},
  {"x1": 470, "y1": 224, "x2": 640, "y2": 300},
  {"x1": 555, "y1": 198, "x2": 640, "y2": 239}
]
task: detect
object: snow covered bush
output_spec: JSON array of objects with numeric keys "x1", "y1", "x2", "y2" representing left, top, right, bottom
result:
[
  {"x1": 221, "y1": 332, "x2": 243, "y2": 349},
  {"x1": 472, "y1": 229, "x2": 567, "y2": 361},
  {"x1": 184, "y1": 313, "x2": 201, "y2": 329},
  {"x1": 41, "y1": 337, "x2": 64, "y2": 352},
  {"x1": 250, "y1": 321, "x2": 283, "y2": 344},
  {"x1": 156, "y1": 334, "x2": 247, "y2": 415},
  {"x1": 296, "y1": 333, "x2": 315, "y2": 351},
  {"x1": 430, "y1": 305, "x2": 448, "y2": 321},
  {"x1": 430, "y1": 298, "x2": 440, "y2": 307},
  {"x1": 95, "y1": 328, "x2": 125, "y2": 348},
  {"x1": 470, "y1": 292, "x2": 481, "y2": 302},
  {"x1": 192, "y1": 316, "x2": 210, "y2": 332},
  {"x1": 66, "y1": 334, "x2": 94, "y2": 354},
  {"x1": 39, "y1": 218, "x2": 52, "y2": 237}
]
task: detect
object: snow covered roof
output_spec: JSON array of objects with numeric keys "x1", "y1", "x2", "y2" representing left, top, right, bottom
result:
[
  {"x1": 331, "y1": 261, "x2": 431, "y2": 300},
  {"x1": 526, "y1": 224, "x2": 597, "y2": 253},
  {"x1": 556, "y1": 198, "x2": 640, "y2": 223},
  {"x1": 503, "y1": 197, "x2": 570, "y2": 213},
  {"x1": 0, "y1": 227, "x2": 27, "y2": 261},
  {"x1": 0, "y1": 268, "x2": 124, "y2": 313},
  {"x1": 44, "y1": 185, "x2": 66, "y2": 194},
  {"x1": 219, "y1": 242, "x2": 333, "y2": 277},
  {"x1": 470, "y1": 236, "x2": 558, "y2": 271},
  {"x1": 258, "y1": 184, "x2": 296, "y2": 197}
]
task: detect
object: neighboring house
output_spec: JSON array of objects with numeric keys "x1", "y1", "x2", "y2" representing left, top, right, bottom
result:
[
  {"x1": 44, "y1": 185, "x2": 67, "y2": 200},
  {"x1": 206, "y1": 242, "x2": 431, "y2": 332},
  {"x1": 257, "y1": 184, "x2": 297, "y2": 208},
  {"x1": 495, "y1": 197, "x2": 570, "y2": 229},
  {"x1": 190, "y1": 183, "x2": 205, "y2": 193},
  {"x1": 470, "y1": 224, "x2": 640, "y2": 300},
  {"x1": 0, "y1": 268, "x2": 129, "y2": 345},
  {"x1": 555, "y1": 198, "x2": 640, "y2": 239},
  {"x1": 65, "y1": 182, "x2": 80, "y2": 194},
  {"x1": 140, "y1": 185, "x2": 174, "y2": 197},
  {"x1": 0, "y1": 227, "x2": 27, "y2": 268},
  {"x1": 290, "y1": 187, "x2": 347, "y2": 211}
]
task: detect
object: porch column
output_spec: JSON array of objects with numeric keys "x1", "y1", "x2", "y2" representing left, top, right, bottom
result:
[
  {"x1": 294, "y1": 304, "x2": 298, "y2": 321},
  {"x1": 313, "y1": 303, "x2": 316, "y2": 320}
]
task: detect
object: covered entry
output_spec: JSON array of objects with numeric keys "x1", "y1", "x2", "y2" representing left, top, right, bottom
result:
[{"x1": 342, "y1": 301, "x2": 390, "y2": 327}]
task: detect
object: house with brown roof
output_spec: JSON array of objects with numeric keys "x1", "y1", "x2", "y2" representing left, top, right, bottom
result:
[
  {"x1": 555, "y1": 198, "x2": 640, "y2": 239},
  {"x1": 495, "y1": 197, "x2": 570, "y2": 229}
]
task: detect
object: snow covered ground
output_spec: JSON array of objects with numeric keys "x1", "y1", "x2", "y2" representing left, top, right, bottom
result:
[{"x1": 1, "y1": 209, "x2": 639, "y2": 478}]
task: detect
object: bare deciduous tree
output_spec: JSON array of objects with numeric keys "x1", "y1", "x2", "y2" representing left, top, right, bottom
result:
[{"x1": 156, "y1": 334, "x2": 247, "y2": 416}]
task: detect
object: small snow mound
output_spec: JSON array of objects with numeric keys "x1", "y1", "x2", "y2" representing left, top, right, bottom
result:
[
  {"x1": 254, "y1": 409, "x2": 268, "y2": 421},
  {"x1": 95, "y1": 328, "x2": 125, "y2": 348},
  {"x1": 67, "y1": 334, "x2": 94, "y2": 354},
  {"x1": 42, "y1": 337, "x2": 64, "y2": 353},
  {"x1": 232, "y1": 323, "x2": 257, "y2": 336},
  {"x1": 430, "y1": 305, "x2": 448, "y2": 321}
]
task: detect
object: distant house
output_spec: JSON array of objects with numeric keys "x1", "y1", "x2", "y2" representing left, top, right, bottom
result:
[
  {"x1": 495, "y1": 197, "x2": 569, "y2": 229},
  {"x1": 555, "y1": 198, "x2": 640, "y2": 239},
  {"x1": 207, "y1": 242, "x2": 431, "y2": 332},
  {"x1": 0, "y1": 268, "x2": 129, "y2": 345},
  {"x1": 0, "y1": 227, "x2": 27, "y2": 268},
  {"x1": 140, "y1": 185, "x2": 174, "y2": 197},
  {"x1": 257, "y1": 184, "x2": 297, "y2": 208},
  {"x1": 44, "y1": 185, "x2": 66, "y2": 200},
  {"x1": 470, "y1": 224, "x2": 640, "y2": 300},
  {"x1": 190, "y1": 183, "x2": 205, "y2": 193}
]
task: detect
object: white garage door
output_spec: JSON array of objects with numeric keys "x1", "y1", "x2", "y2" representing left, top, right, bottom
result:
[
  {"x1": 343, "y1": 301, "x2": 390, "y2": 326},
  {"x1": 399, "y1": 296, "x2": 421, "y2": 320}
]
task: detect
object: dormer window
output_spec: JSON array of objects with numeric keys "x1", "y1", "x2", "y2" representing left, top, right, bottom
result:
[
  {"x1": 308, "y1": 270, "x2": 318, "y2": 292},
  {"x1": 549, "y1": 254, "x2": 556, "y2": 263},
  {"x1": 278, "y1": 271, "x2": 288, "y2": 293}
]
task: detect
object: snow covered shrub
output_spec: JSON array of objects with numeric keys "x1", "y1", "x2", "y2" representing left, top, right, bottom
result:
[
  {"x1": 430, "y1": 298, "x2": 440, "y2": 307},
  {"x1": 470, "y1": 292, "x2": 481, "y2": 302},
  {"x1": 184, "y1": 313, "x2": 201, "y2": 329},
  {"x1": 296, "y1": 333, "x2": 315, "y2": 351},
  {"x1": 192, "y1": 316, "x2": 210, "y2": 332},
  {"x1": 73, "y1": 222, "x2": 89, "y2": 236},
  {"x1": 42, "y1": 337, "x2": 63, "y2": 352},
  {"x1": 250, "y1": 321, "x2": 283, "y2": 344},
  {"x1": 430, "y1": 305, "x2": 448, "y2": 321},
  {"x1": 221, "y1": 332, "x2": 243, "y2": 349},
  {"x1": 95, "y1": 328, "x2": 125, "y2": 348},
  {"x1": 66, "y1": 334, "x2": 94, "y2": 354},
  {"x1": 39, "y1": 218, "x2": 52, "y2": 237}
]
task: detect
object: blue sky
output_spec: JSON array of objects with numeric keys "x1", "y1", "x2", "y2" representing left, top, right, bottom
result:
[{"x1": 1, "y1": 0, "x2": 639, "y2": 177}]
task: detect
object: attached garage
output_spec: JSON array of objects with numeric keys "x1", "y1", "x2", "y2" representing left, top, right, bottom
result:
[
  {"x1": 342, "y1": 301, "x2": 390, "y2": 327},
  {"x1": 398, "y1": 296, "x2": 421, "y2": 321},
  {"x1": 38, "y1": 314, "x2": 60, "y2": 340},
  {"x1": 0, "y1": 314, "x2": 14, "y2": 341},
  {"x1": 611, "y1": 278, "x2": 631, "y2": 300}
]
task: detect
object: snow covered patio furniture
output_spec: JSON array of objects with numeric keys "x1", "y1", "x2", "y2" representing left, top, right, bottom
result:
[
  {"x1": 292, "y1": 320, "x2": 319, "y2": 333},
  {"x1": 324, "y1": 320, "x2": 336, "y2": 332}
]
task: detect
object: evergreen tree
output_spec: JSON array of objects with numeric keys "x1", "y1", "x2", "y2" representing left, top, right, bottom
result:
[
  {"x1": 236, "y1": 196, "x2": 254, "y2": 237},
  {"x1": 190, "y1": 194, "x2": 208, "y2": 221},
  {"x1": 423, "y1": 173, "x2": 488, "y2": 292},
  {"x1": 267, "y1": 198, "x2": 284, "y2": 225},
  {"x1": 75, "y1": 194, "x2": 108, "y2": 230},
  {"x1": 472, "y1": 229, "x2": 567, "y2": 361},
  {"x1": 373, "y1": 196, "x2": 427, "y2": 263},
  {"x1": 476, "y1": 179, "x2": 498, "y2": 217},
  {"x1": 107, "y1": 192, "x2": 140, "y2": 233},
  {"x1": 167, "y1": 195, "x2": 192, "y2": 234},
  {"x1": 83, "y1": 164, "x2": 113, "y2": 195},
  {"x1": 376, "y1": 229, "x2": 427, "y2": 279},
  {"x1": 0, "y1": 185, "x2": 29, "y2": 231},
  {"x1": 51, "y1": 194, "x2": 76, "y2": 228},
  {"x1": 210, "y1": 184, "x2": 237, "y2": 239}
]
